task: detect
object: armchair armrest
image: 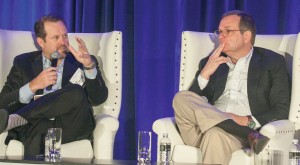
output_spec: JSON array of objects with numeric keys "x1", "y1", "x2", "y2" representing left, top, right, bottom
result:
[
  {"x1": 152, "y1": 117, "x2": 185, "y2": 161},
  {"x1": 259, "y1": 120, "x2": 295, "y2": 164},
  {"x1": 260, "y1": 119, "x2": 295, "y2": 150},
  {"x1": 93, "y1": 113, "x2": 119, "y2": 160},
  {"x1": 152, "y1": 117, "x2": 185, "y2": 145},
  {"x1": 0, "y1": 132, "x2": 8, "y2": 156},
  {"x1": 260, "y1": 120, "x2": 295, "y2": 139}
]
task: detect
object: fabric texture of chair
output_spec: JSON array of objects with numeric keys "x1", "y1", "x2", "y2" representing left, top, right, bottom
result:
[
  {"x1": 0, "y1": 29, "x2": 122, "y2": 160},
  {"x1": 152, "y1": 31, "x2": 300, "y2": 165}
]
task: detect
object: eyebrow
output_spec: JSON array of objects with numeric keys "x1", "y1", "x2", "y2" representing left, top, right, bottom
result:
[
  {"x1": 50, "y1": 33, "x2": 67, "y2": 37},
  {"x1": 219, "y1": 26, "x2": 233, "y2": 30}
]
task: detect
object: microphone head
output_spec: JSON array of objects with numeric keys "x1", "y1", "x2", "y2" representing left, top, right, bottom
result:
[
  {"x1": 51, "y1": 51, "x2": 60, "y2": 59},
  {"x1": 50, "y1": 51, "x2": 60, "y2": 68}
]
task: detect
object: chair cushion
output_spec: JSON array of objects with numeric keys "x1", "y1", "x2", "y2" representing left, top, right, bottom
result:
[
  {"x1": 5, "y1": 139, "x2": 93, "y2": 159},
  {"x1": 229, "y1": 149, "x2": 254, "y2": 165},
  {"x1": 0, "y1": 132, "x2": 8, "y2": 156},
  {"x1": 6, "y1": 140, "x2": 24, "y2": 159},
  {"x1": 61, "y1": 139, "x2": 93, "y2": 159},
  {"x1": 172, "y1": 144, "x2": 202, "y2": 163}
]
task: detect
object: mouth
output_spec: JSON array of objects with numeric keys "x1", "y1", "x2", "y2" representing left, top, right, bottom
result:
[
  {"x1": 56, "y1": 46, "x2": 67, "y2": 56},
  {"x1": 58, "y1": 46, "x2": 67, "y2": 50},
  {"x1": 57, "y1": 46, "x2": 68, "y2": 53}
]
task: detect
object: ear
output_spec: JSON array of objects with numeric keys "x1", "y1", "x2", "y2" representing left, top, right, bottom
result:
[
  {"x1": 243, "y1": 31, "x2": 252, "y2": 44},
  {"x1": 36, "y1": 37, "x2": 45, "y2": 48}
]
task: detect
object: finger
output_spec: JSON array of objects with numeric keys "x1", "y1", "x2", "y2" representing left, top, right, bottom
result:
[
  {"x1": 48, "y1": 77, "x2": 57, "y2": 85},
  {"x1": 75, "y1": 38, "x2": 89, "y2": 55},
  {"x1": 215, "y1": 43, "x2": 225, "y2": 55},
  {"x1": 78, "y1": 37, "x2": 86, "y2": 46},
  {"x1": 212, "y1": 43, "x2": 225, "y2": 58},
  {"x1": 75, "y1": 36, "x2": 86, "y2": 48},
  {"x1": 45, "y1": 67, "x2": 57, "y2": 72},
  {"x1": 216, "y1": 56, "x2": 229, "y2": 64},
  {"x1": 68, "y1": 45, "x2": 77, "y2": 55}
]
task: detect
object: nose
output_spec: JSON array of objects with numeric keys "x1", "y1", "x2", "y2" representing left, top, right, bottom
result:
[
  {"x1": 218, "y1": 33, "x2": 225, "y2": 40},
  {"x1": 57, "y1": 37, "x2": 65, "y2": 45}
]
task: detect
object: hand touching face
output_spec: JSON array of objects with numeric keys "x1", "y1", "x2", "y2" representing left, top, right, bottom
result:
[{"x1": 200, "y1": 43, "x2": 229, "y2": 80}]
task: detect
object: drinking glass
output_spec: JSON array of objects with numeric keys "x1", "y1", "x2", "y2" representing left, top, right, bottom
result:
[
  {"x1": 46, "y1": 128, "x2": 62, "y2": 162},
  {"x1": 137, "y1": 131, "x2": 152, "y2": 163}
]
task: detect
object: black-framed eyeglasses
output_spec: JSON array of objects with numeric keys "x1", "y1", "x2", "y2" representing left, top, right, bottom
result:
[{"x1": 214, "y1": 29, "x2": 244, "y2": 37}]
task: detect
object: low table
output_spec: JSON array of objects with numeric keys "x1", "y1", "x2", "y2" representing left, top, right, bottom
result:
[{"x1": 0, "y1": 156, "x2": 218, "y2": 165}]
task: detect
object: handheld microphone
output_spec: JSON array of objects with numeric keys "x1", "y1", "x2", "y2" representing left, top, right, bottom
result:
[{"x1": 46, "y1": 51, "x2": 60, "y2": 91}]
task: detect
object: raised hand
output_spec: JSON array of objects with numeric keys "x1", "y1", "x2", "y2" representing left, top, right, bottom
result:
[
  {"x1": 29, "y1": 67, "x2": 57, "y2": 93},
  {"x1": 68, "y1": 36, "x2": 93, "y2": 67},
  {"x1": 200, "y1": 43, "x2": 229, "y2": 80}
]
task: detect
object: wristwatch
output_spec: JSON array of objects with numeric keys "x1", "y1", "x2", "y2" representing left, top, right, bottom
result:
[
  {"x1": 83, "y1": 61, "x2": 96, "y2": 70},
  {"x1": 247, "y1": 116, "x2": 256, "y2": 129}
]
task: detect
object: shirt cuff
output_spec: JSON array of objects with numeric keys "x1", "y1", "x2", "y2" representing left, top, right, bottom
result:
[
  {"x1": 84, "y1": 67, "x2": 97, "y2": 79},
  {"x1": 197, "y1": 75, "x2": 209, "y2": 90},
  {"x1": 19, "y1": 83, "x2": 35, "y2": 103}
]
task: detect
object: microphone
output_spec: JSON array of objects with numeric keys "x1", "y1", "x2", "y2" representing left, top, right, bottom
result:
[{"x1": 46, "y1": 51, "x2": 60, "y2": 91}]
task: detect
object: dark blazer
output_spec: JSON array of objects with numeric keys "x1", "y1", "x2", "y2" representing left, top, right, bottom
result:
[
  {"x1": 0, "y1": 51, "x2": 108, "y2": 113},
  {"x1": 189, "y1": 47, "x2": 291, "y2": 126}
]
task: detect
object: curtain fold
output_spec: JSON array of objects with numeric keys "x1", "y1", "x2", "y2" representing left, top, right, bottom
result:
[{"x1": 1, "y1": 0, "x2": 300, "y2": 161}]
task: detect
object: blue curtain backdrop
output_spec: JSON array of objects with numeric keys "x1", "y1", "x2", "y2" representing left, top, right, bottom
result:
[{"x1": 1, "y1": 0, "x2": 300, "y2": 161}]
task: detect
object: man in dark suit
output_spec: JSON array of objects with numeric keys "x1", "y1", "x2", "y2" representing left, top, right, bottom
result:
[
  {"x1": 173, "y1": 10, "x2": 290, "y2": 164},
  {"x1": 0, "y1": 14, "x2": 108, "y2": 156}
]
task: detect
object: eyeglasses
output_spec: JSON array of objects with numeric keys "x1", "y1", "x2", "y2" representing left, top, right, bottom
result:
[{"x1": 214, "y1": 29, "x2": 244, "y2": 37}]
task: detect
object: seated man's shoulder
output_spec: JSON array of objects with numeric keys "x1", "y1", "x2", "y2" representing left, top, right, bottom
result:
[
  {"x1": 15, "y1": 50, "x2": 42, "y2": 61},
  {"x1": 254, "y1": 47, "x2": 285, "y2": 62}
]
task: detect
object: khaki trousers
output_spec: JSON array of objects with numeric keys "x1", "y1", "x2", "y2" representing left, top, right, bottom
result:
[{"x1": 173, "y1": 91, "x2": 243, "y2": 165}]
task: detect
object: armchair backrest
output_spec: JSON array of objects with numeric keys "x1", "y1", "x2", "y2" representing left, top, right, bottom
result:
[
  {"x1": 289, "y1": 34, "x2": 300, "y2": 132},
  {"x1": 180, "y1": 31, "x2": 300, "y2": 131},
  {"x1": 0, "y1": 29, "x2": 122, "y2": 119},
  {"x1": 68, "y1": 32, "x2": 122, "y2": 119}
]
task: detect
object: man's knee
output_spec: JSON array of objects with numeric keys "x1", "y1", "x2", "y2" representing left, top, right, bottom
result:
[
  {"x1": 65, "y1": 84, "x2": 87, "y2": 102},
  {"x1": 173, "y1": 91, "x2": 207, "y2": 110},
  {"x1": 173, "y1": 91, "x2": 186, "y2": 105},
  {"x1": 67, "y1": 84, "x2": 85, "y2": 94},
  {"x1": 173, "y1": 91, "x2": 194, "y2": 106}
]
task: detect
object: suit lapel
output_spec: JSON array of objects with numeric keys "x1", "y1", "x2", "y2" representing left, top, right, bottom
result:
[
  {"x1": 247, "y1": 48, "x2": 261, "y2": 109},
  {"x1": 62, "y1": 53, "x2": 80, "y2": 87},
  {"x1": 31, "y1": 52, "x2": 43, "y2": 95},
  {"x1": 212, "y1": 64, "x2": 229, "y2": 102}
]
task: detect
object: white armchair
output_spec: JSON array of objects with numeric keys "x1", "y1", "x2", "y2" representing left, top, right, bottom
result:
[
  {"x1": 153, "y1": 31, "x2": 300, "y2": 165},
  {"x1": 0, "y1": 29, "x2": 122, "y2": 160}
]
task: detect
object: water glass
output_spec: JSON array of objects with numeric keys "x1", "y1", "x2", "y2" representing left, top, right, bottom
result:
[
  {"x1": 137, "y1": 131, "x2": 152, "y2": 163},
  {"x1": 45, "y1": 128, "x2": 62, "y2": 162}
]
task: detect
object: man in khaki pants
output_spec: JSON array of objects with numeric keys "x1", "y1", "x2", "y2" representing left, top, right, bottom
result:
[{"x1": 173, "y1": 10, "x2": 290, "y2": 165}]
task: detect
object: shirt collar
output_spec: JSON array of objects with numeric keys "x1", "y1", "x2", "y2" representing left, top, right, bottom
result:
[
  {"x1": 42, "y1": 53, "x2": 65, "y2": 71},
  {"x1": 226, "y1": 46, "x2": 254, "y2": 68}
]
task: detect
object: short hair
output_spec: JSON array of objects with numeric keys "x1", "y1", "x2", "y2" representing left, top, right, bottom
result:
[
  {"x1": 34, "y1": 14, "x2": 67, "y2": 41},
  {"x1": 222, "y1": 10, "x2": 256, "y2": 45}
]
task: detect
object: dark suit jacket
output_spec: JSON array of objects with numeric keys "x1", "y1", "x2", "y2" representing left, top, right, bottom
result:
[
  {"x1": 189, "y1": 47, "x2": 291, "y2": 126},
  {"x1": 0, "y1": 51, "x2": 108, "y2": 114}
]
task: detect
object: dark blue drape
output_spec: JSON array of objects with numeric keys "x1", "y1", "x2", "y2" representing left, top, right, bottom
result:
[{"x1": 1, "y1": 0, "x2": 300, "y2": 161}]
